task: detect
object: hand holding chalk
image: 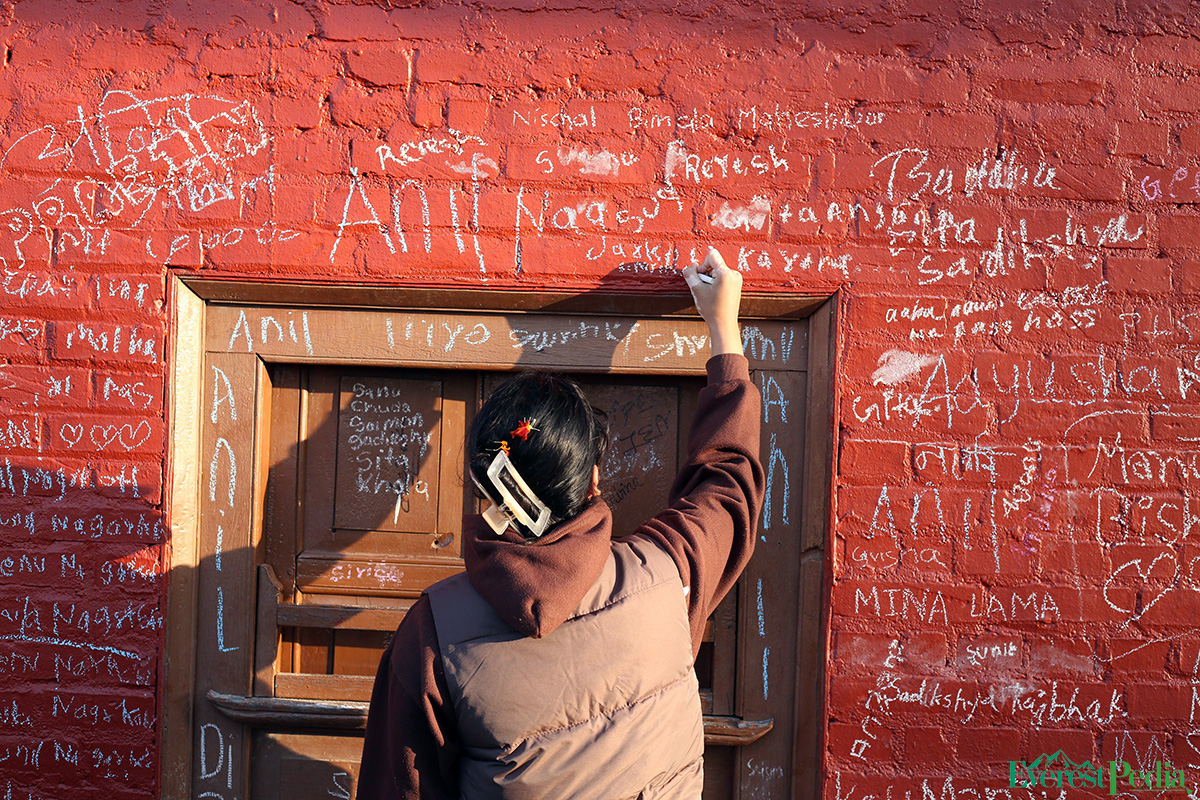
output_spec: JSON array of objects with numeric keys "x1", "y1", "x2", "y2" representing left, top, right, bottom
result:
[{"x1": 683, "y1": 247, "x2": 743, "y2": 357}]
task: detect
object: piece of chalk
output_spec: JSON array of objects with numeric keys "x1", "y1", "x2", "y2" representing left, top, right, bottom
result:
[{"x1": 697, "y1": 272, "x2": 714, "y2": 284}]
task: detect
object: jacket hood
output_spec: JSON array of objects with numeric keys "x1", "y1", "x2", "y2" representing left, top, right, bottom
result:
[{"x1": 462, "y1": 498, "x2": 613, "y2": 638}]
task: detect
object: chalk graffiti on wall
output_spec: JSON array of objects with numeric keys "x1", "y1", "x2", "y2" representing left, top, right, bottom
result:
[{"x1": 0, "y1": 90, "x2": 292, "y2": 272}]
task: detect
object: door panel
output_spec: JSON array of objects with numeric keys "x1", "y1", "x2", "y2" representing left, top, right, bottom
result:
[
  {"x1": 250, "y1": 732, "x2": 360, "y2": 800},
  {"x1": 585, "y1": 379, "x2": 683, "y2": 534},
  {"x1": 330, "y1": 375, "x2": 444, "y2": 535},
  {"x1": 296, "y1": 368, "x2": 471, "y2": 599}
]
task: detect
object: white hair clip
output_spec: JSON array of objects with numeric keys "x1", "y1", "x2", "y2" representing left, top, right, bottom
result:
[{"x1": 471, "y1": 449, "x2": 552, "y2": 539}]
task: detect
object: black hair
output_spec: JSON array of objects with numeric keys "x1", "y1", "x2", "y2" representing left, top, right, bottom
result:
[{"x1": 468, "y1": 372, "x2": 609, "y2": 539}]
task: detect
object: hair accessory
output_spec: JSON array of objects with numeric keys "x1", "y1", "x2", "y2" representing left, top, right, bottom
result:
[
  {"x1": 498, "y1": 440, "x2": 510, "y2": 455},
  {"x1": 471, "y1": 450, "x2": 552, "y2": 539},
  {"x1": 510, "y1": 418, "x2": 537, "y2": 441}
]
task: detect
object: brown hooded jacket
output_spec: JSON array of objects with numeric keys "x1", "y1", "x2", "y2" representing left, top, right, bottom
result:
[{"x1": 357, "y1": 353, "x2": 765, "y2": 799}]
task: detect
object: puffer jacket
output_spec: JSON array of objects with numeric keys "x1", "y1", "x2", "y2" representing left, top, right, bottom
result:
[{"x1": 358, "y1": 354, "x2": 764, "y2": 800}]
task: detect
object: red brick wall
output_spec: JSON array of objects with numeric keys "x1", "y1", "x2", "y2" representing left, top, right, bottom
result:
[{"x1": 2, "y1": 1, "x2": 1198, "y2": 797}]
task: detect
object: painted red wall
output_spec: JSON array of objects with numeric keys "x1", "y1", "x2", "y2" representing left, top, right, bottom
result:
[{"x1": 1, "y1": 1, "x2": 1198, "y2": 797}]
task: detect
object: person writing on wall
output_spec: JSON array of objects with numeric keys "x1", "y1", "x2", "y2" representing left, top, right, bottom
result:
[{"x1": 358, "y1": 247, "x2": 764, "y2": 799}]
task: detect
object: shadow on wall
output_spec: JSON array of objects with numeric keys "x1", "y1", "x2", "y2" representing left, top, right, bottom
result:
[{"x1": 0, "y1": 452, "x2": 166, "y2": 798}]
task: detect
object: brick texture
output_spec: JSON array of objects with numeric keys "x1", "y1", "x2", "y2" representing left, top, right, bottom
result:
[{"x1": 1, "y1": 3, "x2": 1198, "y2": 799}]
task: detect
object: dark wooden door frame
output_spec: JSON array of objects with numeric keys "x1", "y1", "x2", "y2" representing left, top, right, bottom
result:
[{"x1": 163, "y1": 276, "x2": 837, "y2": 800}]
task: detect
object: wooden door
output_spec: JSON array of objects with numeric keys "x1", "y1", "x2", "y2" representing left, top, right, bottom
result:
[
  {"x1": 244, "y1": 366, "x2": 473, "y2": 797},
  {"x1": 176, "y1": 293, "x2": 829, "y2": 800}
]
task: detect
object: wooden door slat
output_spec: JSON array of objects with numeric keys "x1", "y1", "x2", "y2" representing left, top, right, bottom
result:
[
  {"x1": 435, "y1": 372, "x2": 475, "y2": 557},
  {"x1": 275, "y1": 673, "x2": 376, "y2": 702},
  {"x1": 278, "y1": 604, "x2": 408, "y2": 631},
  {"x1": 254, "y1": 565, "x2": 284, "y2": 697},
  {"x1": 295, "y1": 554, "x2": 462, "y2": 597},
  {"x1": 265, "y1": 365, "x2": 301, "y2": 594},
  {"x1": 332, "y1": 628, "x2": 392, "y2": 677}
]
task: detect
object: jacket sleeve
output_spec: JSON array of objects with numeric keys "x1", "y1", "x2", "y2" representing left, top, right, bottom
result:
[
  {"x1": 357, "y1": 595, "x2": 459, "y2": 800},
  {"x1": 630, "y1": 352, "x2": 765, "y2": 655}
]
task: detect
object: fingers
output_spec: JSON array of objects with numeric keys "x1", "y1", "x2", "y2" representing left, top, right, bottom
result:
[
  {"x1": 687, "y1": 247, "x2": 734, "y2": 287},
  {"x1": 696, "y1": 247, "x2": 728, "y2": 285},
  {"x1": 702, "y1": 246, "x2": 729, "y2": 273}
]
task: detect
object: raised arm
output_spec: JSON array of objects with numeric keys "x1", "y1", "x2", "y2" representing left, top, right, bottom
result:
[{"x1": 634, "y1": 249, "x2": 764, "y2": 654}]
